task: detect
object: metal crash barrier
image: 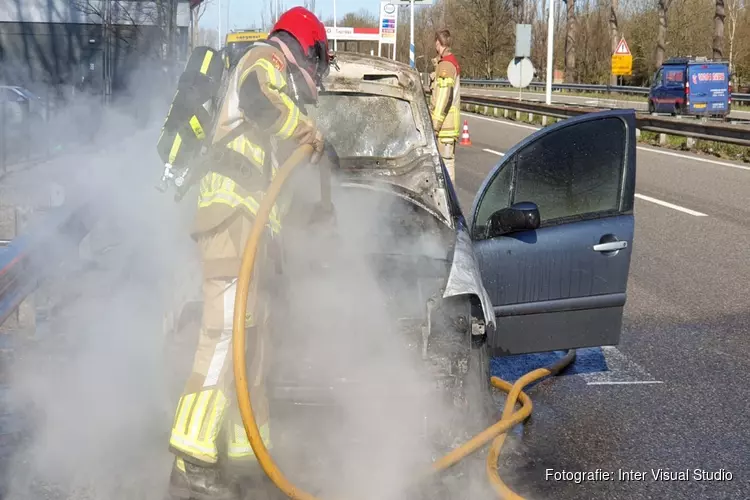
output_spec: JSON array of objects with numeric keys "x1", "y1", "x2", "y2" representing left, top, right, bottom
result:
[
  {"x1": 460, "y1": 78, "x2": 750, "y2": 104},
  {"x1": 0, "y1": 200, "x2": 98, "y2": 329},
  {"x1": 461, "y1": 94, "x2": 750, "y2": 147}
]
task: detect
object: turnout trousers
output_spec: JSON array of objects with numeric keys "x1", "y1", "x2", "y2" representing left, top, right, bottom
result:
[
  {"x1": 437, "y1": 138, "x2": 456, "y2": 184},
  {"x1": 169, "y1": 213, "x2": 273, "y2": 468}
]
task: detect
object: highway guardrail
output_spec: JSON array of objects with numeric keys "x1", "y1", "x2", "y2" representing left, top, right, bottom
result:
[
  {"x1": 461, "y1": 95, "x2": 750, "y2": 147},
  {"x1": 0, "y1": 200, "x2": 97, "y2": 328},
  {"x1": 460, "y1": 79, "x2": 750, "y2": 104}
]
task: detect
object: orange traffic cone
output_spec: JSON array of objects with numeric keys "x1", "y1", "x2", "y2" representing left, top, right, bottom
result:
[{"x1": 459, "y1": 120, "x2": 472, "y2": 146}]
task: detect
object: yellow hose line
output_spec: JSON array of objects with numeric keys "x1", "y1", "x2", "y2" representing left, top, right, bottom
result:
[
  {"x1": 231, "y1": 143, "x2": 577, "y2": 500},
  {"x1": 485, "y1": 350, "x2": 577, "y2": 499},
  {"x1": 232, "y1": 144, "x2": 319, "y2": 500}
]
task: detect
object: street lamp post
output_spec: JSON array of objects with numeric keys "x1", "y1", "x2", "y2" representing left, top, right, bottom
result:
[
  {"x1": 545, "y1": 0, "x2": 554, "y2": 104},
  {"x1": 333, "y1": 0, "x2": 338, "y2": 52},
  {"x1": 409, "y1": 0, "x2": 415, "y2": 68}
]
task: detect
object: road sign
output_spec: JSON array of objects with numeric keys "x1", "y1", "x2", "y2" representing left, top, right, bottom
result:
[
  {"x1": 611, "y1": 37, "x2": 632, "y2": 76},
  {"x1": 515, "y1": 24, "x2": 532, "y2": 59},
  {"x1": 379, "y1": 1, "x2": 398, "y2": 43},
  {"x1": 507, "y1": 57, "x2": 535, "y2": 88},
  {"x1": 614, "y1": 38, "x2": 631, "y2": 55}
]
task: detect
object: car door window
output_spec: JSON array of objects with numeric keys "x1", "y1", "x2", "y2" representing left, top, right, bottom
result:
[
  {"x1": 473, "y1": 162, "x2": 512, "y2": 235},
  {"x1": 472, "y1": 116, "x2": 627, "y2": 238},
  {"x1": 653, "y1": 69, "x2": 663, "y2": 87}
]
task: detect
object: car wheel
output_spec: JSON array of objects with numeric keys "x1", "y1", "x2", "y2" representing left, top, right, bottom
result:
[
  {"x1": 457, "y1": 338, "x2": 500, "y2": 499},
  {"x1": 425, "y1": 317, "x2": 498, "y2": 499},
  {"x1": 648, "y1": 100, "x2": 655, "y2": 114}
]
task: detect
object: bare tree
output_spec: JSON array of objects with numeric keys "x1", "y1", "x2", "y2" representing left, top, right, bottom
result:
[
  {"x1": 609, "y1": 0, "x2": 619, "y2": 85},
  {"x1": 191, "y1": 0, "x2": 215, "y2": 49},
  {"x1": 458, "y1": 0, "x2": 515, "y2": 79},
  {"x1": 654, "y1": 0, "x2": 673, "y2": 69},
  {"x1": 713, "y1": 0, "x2": 726, "y2": 58},
  {"x1": 564, "y1": 0, "x2": 577, "y2": 82},
  {"x1": 726, "y1": 0, "x2": 741, "y2": 76},
  {"x1": 268, "y1": 0, "x2": 286, "y2": 25}
]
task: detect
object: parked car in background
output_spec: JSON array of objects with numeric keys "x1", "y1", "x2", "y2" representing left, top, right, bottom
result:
[{"x1": 0, "y1": 86, "x2": 45, "y2": 123}]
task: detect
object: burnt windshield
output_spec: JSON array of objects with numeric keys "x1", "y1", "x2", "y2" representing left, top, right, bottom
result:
[{"x1": 308, "y1": 93, "x2": 425, "y2": 159}]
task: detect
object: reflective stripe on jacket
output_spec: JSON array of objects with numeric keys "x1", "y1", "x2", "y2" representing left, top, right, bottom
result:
[
  {"x1": 197, "y1": 171, "x2": 281, "y2": 234},
  {"x1": 430, "y1": 51, "x2": 461, "y2": 140},
  {"x1": 192, "y1": 42, "x2": 317, "y2": 238}
]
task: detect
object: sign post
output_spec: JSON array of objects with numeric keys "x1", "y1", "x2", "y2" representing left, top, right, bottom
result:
[
  {"x1": 378, "y1": 1, "x2": 398, "y2": 60},
  {"x1": 611, "y1": 37, "x2": 633, "y2": 78},
  {"x1": 514, "y1": 24, "x2": 532, "y2": 100},
  {"x1": 392, "y1": 0, "x2": 433, "y2": 67}
]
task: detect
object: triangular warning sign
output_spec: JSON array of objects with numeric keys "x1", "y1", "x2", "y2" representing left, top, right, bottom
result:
[{"x1": 614, "y1": 38, "x2": 631, "y2": 55}]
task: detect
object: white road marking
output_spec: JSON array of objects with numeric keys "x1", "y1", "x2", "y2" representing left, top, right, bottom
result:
[
  {"x1": 467, "y1": 113, "x2": 540, "y2": 131},
  {"x1": 580, "y1": 346, "x2": 663, "y2": 386},
  {"x1": 465, "y1": 112, "x2": 750, "y2": 171},
  {"x1": 634, "y1": 193, "x2": 708, "y2": 217},
  {"x1": 482, "y1": 148, "x2": 505, "y2": 156},
  {"x1": 587, "y1": 381, "x2": 664, "y2": 385},
  {"x1": 636, "y1": 147, "x2": 750, "y2": 171}
]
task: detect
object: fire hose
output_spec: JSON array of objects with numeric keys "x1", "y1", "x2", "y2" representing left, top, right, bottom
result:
[{"x1": 231, "y1": 143, "x2": 577, "y2": 500}]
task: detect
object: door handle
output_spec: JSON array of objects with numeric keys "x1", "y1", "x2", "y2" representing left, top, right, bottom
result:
[{"x1": 593, "y1": 241, "x2": 628, "y2": 252}]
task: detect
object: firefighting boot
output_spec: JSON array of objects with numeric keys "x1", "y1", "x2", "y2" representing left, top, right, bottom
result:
[{"x1": 167, "y1": 457, "x2": 240, "y2": 500}]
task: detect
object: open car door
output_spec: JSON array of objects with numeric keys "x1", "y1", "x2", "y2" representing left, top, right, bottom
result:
[{"x1": 468, "y1": 109, "x2": 637, "y2": 356}]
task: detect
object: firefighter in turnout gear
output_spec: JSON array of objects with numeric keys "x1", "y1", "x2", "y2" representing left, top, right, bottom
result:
[
  {"x1": 429, "y1": 29, "x2": 461, "y2": 183},
  {"x1": 165, "y1": 7, "x2": 334, "y2": 499}
]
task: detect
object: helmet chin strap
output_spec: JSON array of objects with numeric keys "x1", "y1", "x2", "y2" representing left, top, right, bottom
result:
[{"x1": 270, "y1": 35, "x2": 319, "y2": 102}]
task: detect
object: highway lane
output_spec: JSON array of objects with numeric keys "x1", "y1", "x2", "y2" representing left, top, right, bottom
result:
[
  {"x1": 454, "y1": 112, "x2": 750, "y2": 500},
  {"x1": 464, "y1": 86, "x2": 750, "y2": 121}
]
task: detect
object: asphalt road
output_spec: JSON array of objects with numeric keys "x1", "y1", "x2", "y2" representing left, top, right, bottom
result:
[
  {"x1": 453, "y1": 112, "x2": 750, "y2": 500},
  {"x1": 465, "y1": 87, "x2": 750, "y2": 121}
]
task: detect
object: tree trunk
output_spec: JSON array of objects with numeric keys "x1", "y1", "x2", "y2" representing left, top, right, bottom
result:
[
  {"x1": 727, "y1": 0, "x2": 736, "y2": 75},
  {"x1": 712, "y1": 0, "x2": 725, "y2": 60},
  {"x1": 564, "y1": 0, "x2": 576, "y2": 83},
  {"x1": 654, "y1": 0, "x2": 671, "y2": 70},
  {"x1": 609, "y1": 0, "x2": 618, "y2": 85}
]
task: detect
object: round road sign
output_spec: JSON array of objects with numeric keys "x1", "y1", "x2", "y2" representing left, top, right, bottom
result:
[{"x1": 507, "y1": 57, "x2": 535, "y2": 89}]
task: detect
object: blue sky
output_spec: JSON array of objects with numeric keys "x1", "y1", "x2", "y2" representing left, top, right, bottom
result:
[{"x1": 201, "y1": 0, "x2": 378, "y2": 33}]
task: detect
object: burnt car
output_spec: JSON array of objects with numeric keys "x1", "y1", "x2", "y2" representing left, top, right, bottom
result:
[
  {"x1": 264, "y1": 53, "x2": 637, "y2": 497},
  {"x1": 164, "y1": 53, "x2": 637, "y2": 498}
]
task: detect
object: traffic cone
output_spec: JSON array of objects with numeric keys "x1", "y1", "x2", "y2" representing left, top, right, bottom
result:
[{"x1": 459, "y1": 120, "x2": 472, "y2": 146}]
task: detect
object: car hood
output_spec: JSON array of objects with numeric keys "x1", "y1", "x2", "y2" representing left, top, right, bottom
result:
[
  {"x1": 318, "y1": 53, "x2": 453, "y2": 225},
  {"x1": 335, "y1": 149, "x2": 453, "y2": 227}
]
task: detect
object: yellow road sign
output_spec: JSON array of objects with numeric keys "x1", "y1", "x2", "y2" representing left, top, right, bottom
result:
[{"x1": 611, "y1": 54, "x2": 632, "y2": 76}]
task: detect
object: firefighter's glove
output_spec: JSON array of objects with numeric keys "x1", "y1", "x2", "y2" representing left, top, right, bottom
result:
[{"x1": 309, "y1": 129, "x2": 326, "y2": 165}]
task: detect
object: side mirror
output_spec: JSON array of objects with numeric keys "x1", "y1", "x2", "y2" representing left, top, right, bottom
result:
[{"x1": 485, "y1": 201, "x2": 540, "y2": 238}]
